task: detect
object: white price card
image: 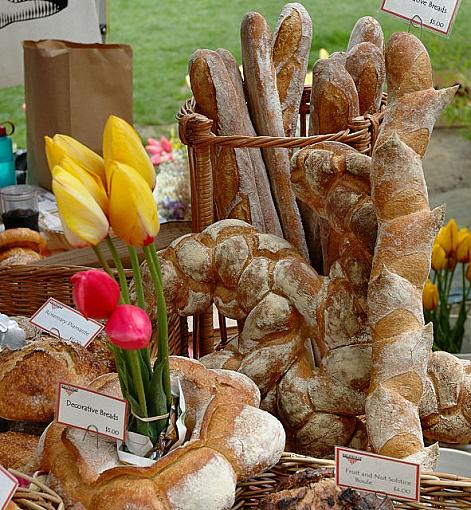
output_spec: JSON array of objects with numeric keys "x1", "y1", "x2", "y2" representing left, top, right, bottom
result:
[
  {"x1": 30, "y1": 297, "x2": 104, "y2": 347},
  {"x1": 0, "y1": 465, "x2": 18, "y2": 510},
  {"x1": 380, "y1": 0, "x2": 461, "y2": 36},
  {"x1": 56, "y1": 382, "x2": 128, "y2": 441},
  {"x1": 335, "y1": 447, "x2": 420, "y2": 502}
]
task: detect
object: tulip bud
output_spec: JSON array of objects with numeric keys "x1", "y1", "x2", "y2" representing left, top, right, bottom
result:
[
  {"x1": 71, "y1": 270, "x2": 120, "y2": 320},
  {"x1": 105, "y1": 304, "x2": 152, "y2": 350},
  {"x1": 423, "y1": 279, "x2": 439, "y2": 311},
  {"x1": 431, "y1": 243, "x2": 447, "y2": 271},
  {"x1": 435, "y1": 218, "x2": 458, "y2": 255},
  {"x1": 457, "y1": 233, "x2": 471, "y2": 264},
  {"x1": 103, "y1": 115, "x2": 156, "y2": 190}
]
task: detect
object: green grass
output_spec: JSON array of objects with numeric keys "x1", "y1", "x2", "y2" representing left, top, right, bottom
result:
[{"x1": 1, "y1": 0, "x2": 470, "y2": 148}]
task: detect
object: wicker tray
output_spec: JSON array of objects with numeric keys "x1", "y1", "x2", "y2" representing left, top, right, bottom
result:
[
  {"x1": 0, "y1": 264, "x2": 188, "y2": 357},
  {"x1": 233, "y1": 452, "x2": 471, "y2": 509},
  {"x1": 8, "y1": 469, "x2": 64, "y2": 510}
]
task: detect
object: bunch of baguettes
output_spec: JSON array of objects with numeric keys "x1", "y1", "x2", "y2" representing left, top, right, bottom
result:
[
  {"x1": 188, "y1": 5, "x2": 387, "y2": 265},
  {"x1": 182, "y1": 4, "x2": 469, "y2": 468}
]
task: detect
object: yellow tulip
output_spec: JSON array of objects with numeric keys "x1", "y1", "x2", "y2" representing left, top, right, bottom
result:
[
  {"x1": 423, "y1": 279, "x2": 439, "y2": 311},
  {"x1": 108, "y1": 161, "x2": 159, "y2": 246},
  {"x1": 457, "y1": 233, "x2": 471, "y2": 263},
  {"x1": 103, "y1": 115, "x2": 156, "y2": 190},
  {"x1": 52, "y1": 167, "x2": 109, "y2": 248},
  {"x1": 51, "y1": 156, "x2": 109, "y2": 215},
  {"x1": 431, "y1": 243, "x2": 447, "y2": 271},
  {"x1": 45, "y1": 135, "x2": 107, "y2": 188},
  {"x1": 435, "y1": 218, "x2": 459, "y2": 255},
  {"x1": 458, "y1": 227, "x2": 470, "y2": 243}
]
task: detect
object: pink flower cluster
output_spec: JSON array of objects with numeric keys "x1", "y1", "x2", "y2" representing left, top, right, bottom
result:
[
  {"x1": 71, "y1": 270, "x2": 152, "y2": 350},
  {"x1": 145, "y1": 137, "x2": 174, "y2": 166}
]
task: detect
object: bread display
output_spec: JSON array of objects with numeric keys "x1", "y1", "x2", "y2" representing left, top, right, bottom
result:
[
  {"x1": 40, "y1": 356, "x2": 285, "y2": 509},
  {"x1": 0, "y1": 337, "x2": 112, "y2": 422},
  {"x1": 241, "y1": 11, "x2": 309, "y2": 260}
]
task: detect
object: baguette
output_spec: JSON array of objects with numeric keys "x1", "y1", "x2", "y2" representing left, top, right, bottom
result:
[
  {"x1": 309, "y1": 53, "x2": 360, "y2": 135},
  {"x1": 346, "y1": 42, "x2": 385, "y2": 115},
  {"x1": 272, "y1": 2, "x2": 312, "y2": 137},
  {"x1": 215, "y1": 47, "x2": 283, "y2": 237},
  {"x1": 347, "y1": 16, "x2": 384, "y2": 52},
  {"x1": 241, "y1": 11, "x2": 309, "y2": 260}
]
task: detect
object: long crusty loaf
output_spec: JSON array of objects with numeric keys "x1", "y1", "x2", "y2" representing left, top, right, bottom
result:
[
  {"x1": 309, "y1": 53, "x2": 360, "y2": 135},
  {"x1": 346, "y1": 41, "x2": 385, "y2": 115},
  {"x1": 272, "y1": 3, "x2": 312, "y2": 137},
  {"x1": 347, "y1": 16, "x2": 384, "y2": 52},
  {"x1": 214, "y1": 47, "x2": 283, "y2": 237},
  {"x1": 241, "y1": 11, "x2": 309, "y2": 260},
  {"x1": 189, "y1": 49, "x2": 267, "y2": 232}
]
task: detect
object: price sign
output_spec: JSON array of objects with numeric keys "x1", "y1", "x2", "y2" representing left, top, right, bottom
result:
[
  {"x1": 335, "y1": 447, "x2": 420, "y2": 502},
  {"x1": 380, "y1": 0, "x2": 462, "y2": 36},
  {"x1": 0, "y1": 465, "x2": 18, "y2": 510}
]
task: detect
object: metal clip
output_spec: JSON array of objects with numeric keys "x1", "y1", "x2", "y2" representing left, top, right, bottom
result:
[
  {"x1": 82, "y1": 424, "x2": 100, "y2": 449},
  {"x1": 408, "y1": 14, "x2": 424, "y2": 39}
]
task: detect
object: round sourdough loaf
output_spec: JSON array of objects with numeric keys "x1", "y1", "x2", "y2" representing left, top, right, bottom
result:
[
  {"x1": 0, "y1": 338, "x2": 112, "y2": 422},
  {"x1": 40, "y1": 356, "x2": 285, "y2": 510}
]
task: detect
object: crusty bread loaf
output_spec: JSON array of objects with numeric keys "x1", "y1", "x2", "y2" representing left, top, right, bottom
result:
[
  {"x1": 40, "y1": 357, "x2": 285, "y2": 509},
  {"x1": 309, "y1": 53, "x2": 360, "y2": 135},
  {"x1": 241, "y1": 11, "x2": 309, "y2": 260},
  {"x1": 189, "y1": 49, "x2": 282, "y2": 237},
  {"x1": 0, "y1": 247, "x2": 43, "y2": 265},
  {"x1": 0, "y1": 431, "x2": 39, "y2": 474},
  {"x1": 346, "y1": 41, "x2": 385, "y2": 115},
  {"x1": 0, "y1": 228, "x2": 46, "y2": 253},
  {"x1": 347, "y1": 16, "x2": 384, "y2": 52},
  {"x1": 272, "y1": 3, "x2": 312, "y2": 137},
  {"x1": 385, "y1": 32, "x2": 433, "y2": 102},
  {"x1": 0, "y1": 338, "x2": 112, "y2": 422}
]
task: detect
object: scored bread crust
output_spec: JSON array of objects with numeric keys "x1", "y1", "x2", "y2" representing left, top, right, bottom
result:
[
  {"x1": 0, "y1": 338, "x2": 112, "y2": 422},
  {"x1": 40, "y1": 357, "x2": 285, "y2": 510},
  {"x1": 0, "y1": 431, "x2": 39, "y2": 474},
  {"x1": 347, "y1": 16, "x2": 384, "y2": 52}
]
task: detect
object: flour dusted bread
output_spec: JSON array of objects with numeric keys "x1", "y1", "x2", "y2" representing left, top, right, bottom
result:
[
  {"x1": 347, "y1": 16, "x2": 384, "y2": 52},
  {"x1": 189, "y1": 48, "x2": 282, "y2": 237},
  {"x1": 0, "y1": 431, "x2": 39, "y2": 474},
  {"x1": 346, "y1": 42, "x2": 385, "y2": 115},
  {"x1": 0, "y1": 338, "x2": 112, "y2": 422},
  {"x1": 241, "y1": 11, "x2": 308, "y2": 260},
  {"x1": 309, "y1": 53, "x2": 359, "y2": 135},
  {"x1": 272, "y1": 2, "x2": 312, "y2": 137},
  {"x1": 40, "y1": 357, "x2": 285, "y2": 509}
]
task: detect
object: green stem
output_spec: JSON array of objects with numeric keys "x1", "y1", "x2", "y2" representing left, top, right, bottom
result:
[
  {"x1": 124, "y1": 349, "x2": 149, "y2": 437},
  {"x1": 143, "y1": 244, "x2": 171, "y2": 408},
  {"x1": 127, "y1": 246, "x2": 152, "y2": 376},
  {"x1": 92, "y1": 244, "x2": 114, "y2": 277},
  {"x1": 128, "y1": 246, "x2": 145, "y2": 309},
  {"x1": 106, "y1": 237, "x2": 130, "y2": 304}
]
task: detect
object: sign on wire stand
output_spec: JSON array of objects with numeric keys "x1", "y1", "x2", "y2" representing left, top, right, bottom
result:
[
  {"x1": 380, "y1": 0, "x2": 462, "y2": 36},
  {"x1": 30, "y1": 297, "x2": 103, "y2": 347},
  {"x1": 56, "y1": 382, "x2": 128, "y2": 442},
  {"x1": 335, "y1": 447, "x2": 420, "y2": 502}
]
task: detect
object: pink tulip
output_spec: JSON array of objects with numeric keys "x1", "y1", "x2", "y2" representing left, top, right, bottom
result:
[
  {"x1": 146, "y1": 145, "x2": 163, "y2": 155},
  {"x1": 71, "y1": 270, "x2": 120, "y2": 320},
  {"x1": 147, "y1": 137, "x2": 160, "y2": 146},
  {"x1": 151, "y1": 153, "x2": 161, "y2": 165},
  {"x1": 105, "y1": 304, "x2": 152, "y2": 350},
  {"x1": 160, "y1": 137, "x2": 172, "y2": 154}
]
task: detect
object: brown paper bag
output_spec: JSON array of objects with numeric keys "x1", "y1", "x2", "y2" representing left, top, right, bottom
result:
[{"x1": 23, "y1": 40, "x2": 133, "y2": 190}]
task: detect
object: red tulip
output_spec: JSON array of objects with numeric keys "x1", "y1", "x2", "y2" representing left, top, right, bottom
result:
[
  {"x1": 71, "y1": 270, "x2": 120, "y2": 320},
  {"x1": 105, "y1": 304, "x2": 152, "y2": 350}
]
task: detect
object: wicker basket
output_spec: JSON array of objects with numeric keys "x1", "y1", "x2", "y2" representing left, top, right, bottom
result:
[
  {"x1": 177, "y1": 86, "x2": 385, "y2": 356},
  {"x1": 233, "y1": 452, "x2": 471, "y2": 509},
  {"x1": 0, "y1": 264, "x2": 188, "y2": 357},
  {"x1": 9, "y1": 469, "x2": 64, "y2": 510}
]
